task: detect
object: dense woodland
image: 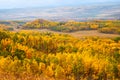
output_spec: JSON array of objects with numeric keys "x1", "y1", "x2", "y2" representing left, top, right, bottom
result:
[
  {"x1": 23, "y1": 19, "x2": 120, "y2": 34},
  {"x1": 0, "y1": 22, "x2": 120, "y2": 79}
]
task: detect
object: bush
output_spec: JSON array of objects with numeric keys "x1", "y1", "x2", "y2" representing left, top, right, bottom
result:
[
  {"x1": 0, "y1": 31, "x2": 10, "y2": 41},
  {"x1": 113, "y1": 37, "x2": 120, "y2": 42}
]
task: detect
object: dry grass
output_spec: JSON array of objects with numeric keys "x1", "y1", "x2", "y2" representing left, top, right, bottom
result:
[
  {"x1": 70, "y1": 30, "x2": 120, "y2": 38},
  {"x1": 18, "y1": 29, "x2": 120, "y2": 38}
]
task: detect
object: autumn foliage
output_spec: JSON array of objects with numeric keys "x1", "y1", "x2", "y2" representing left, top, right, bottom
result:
[
  {"x1": 23, "y1": 19, "x2": 120, "y2": 34},
  {"x1": 0, "y1": 28, "x2": 120, "y2": 80}
]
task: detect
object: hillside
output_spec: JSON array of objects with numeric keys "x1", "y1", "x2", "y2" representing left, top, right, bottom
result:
[
  {"x1": 0, "y1": 20, "x2": 26, "y2": 27},
  {"x1": 23, "y1": 19, "x2": 120, "y2": 35},
  {"x1": 0, "y1": 29, "x2": 120, "y2": 80}
]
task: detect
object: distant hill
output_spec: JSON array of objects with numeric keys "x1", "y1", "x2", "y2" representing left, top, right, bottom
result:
[
  {"x1": 23, "y1": 19, "x2": 120, "y2": 34},
  {"x1": 0, "y1": 3, "x2": 120, "y2": 21},
  {"x1": 0, "y1": 21, "x2": 25, "y2": 26},
  {"x1": 0, "y1": 24, "x2": 13, "y2": 31}
]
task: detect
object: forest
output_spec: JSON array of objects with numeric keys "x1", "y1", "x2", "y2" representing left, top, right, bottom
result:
[
  {"x1": 23, "y1": 19, "x2": 120, "y2": 34},
  {"x1": 0, "y1": 21, "x2": 120, "y2": 79}
]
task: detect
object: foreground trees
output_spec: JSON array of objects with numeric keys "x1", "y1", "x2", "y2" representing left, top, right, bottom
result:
[{"x1": 0, "y1": 29, "x2": 120, "y2": 80}]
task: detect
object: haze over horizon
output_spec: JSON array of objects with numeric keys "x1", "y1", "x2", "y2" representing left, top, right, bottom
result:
[
  {"x1": 0, "y1": 0, "x2": 120, "y2": 21},
  {"x1": 0, "y1": 0, "x2": 120, "y2": 9}
]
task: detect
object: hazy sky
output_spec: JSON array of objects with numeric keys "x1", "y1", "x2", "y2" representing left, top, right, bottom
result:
[{"x1": 0, "y1": 0, "x2": 119, "y2": 9}]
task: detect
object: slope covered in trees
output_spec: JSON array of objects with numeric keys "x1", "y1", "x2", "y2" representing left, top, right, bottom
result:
[
  {"x1": 98, "y1": 20, "x2": 120, "y2": 34},
  {"x1": 0, "y1": 29, "x2": 120, "y2": 80},
  {"x1": 23, "y1": 19, "x2": 120, "y2": 34}
]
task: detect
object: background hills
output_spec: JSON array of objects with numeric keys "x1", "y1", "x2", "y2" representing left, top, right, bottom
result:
[{"x1": 0, "y1": 3, "x2": 120, "y2": 21}]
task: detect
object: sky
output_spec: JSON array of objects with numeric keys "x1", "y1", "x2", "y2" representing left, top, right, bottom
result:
[{"x1": 0, "y1": 0, "x2": 119, "y2": 9}]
